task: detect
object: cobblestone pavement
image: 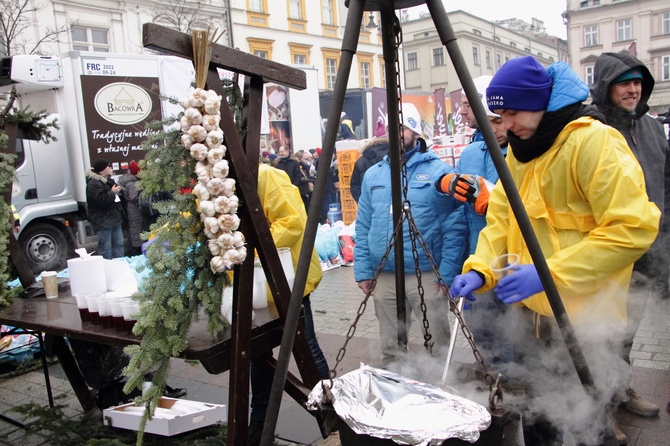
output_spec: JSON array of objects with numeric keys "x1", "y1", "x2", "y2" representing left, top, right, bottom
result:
[{"x1": 1, "y1": 265, "x2": 670, "y2": 445}]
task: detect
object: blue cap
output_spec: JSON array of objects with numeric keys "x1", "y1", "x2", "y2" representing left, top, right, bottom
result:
[{"x1": 612, "y1": 68, "x2": 643, "y2": 84}]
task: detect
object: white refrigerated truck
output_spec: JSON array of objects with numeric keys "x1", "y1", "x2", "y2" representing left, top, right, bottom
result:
[{"x1": 0, "y1": 52, "x2": 195, "y2": 273}]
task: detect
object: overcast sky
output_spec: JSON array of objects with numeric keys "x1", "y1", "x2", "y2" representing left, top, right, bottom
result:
[{"x1": 407, "y1": 1, "x2": 568, "y2": 40}]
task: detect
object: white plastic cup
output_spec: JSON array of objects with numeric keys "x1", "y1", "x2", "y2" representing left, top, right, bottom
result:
[
  {"x1": 277, "y1": 247, "x2": 295, "y2": 290},
  {"x1": 41, "y1": 271, "x2": 58, "y2": 298},
  {"x1": 121, "y1": 301, "x2": 140, "y2": 332},
  {"x1": 489, "y1": 253, "x2": 520, "y2": 279},
  {"x1": 74, "y1": 293, "x2": 91, "y2": 322},
  {"x1": 97, "y1": 296, "x2": 114, "y2": 328},
  {"x1": 85, "y1": 294, "x2": 103, "y2": 325},
  {"x1": 253, "y1": 258, "x2": 268, "y2": 309}
]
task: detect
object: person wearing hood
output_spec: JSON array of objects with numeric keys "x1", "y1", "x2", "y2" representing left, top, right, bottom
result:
[
  {"x1": 86, "y1": 158, "x2": 125, "y2": 259},
  {"x1": 350, "y1": 135, "x2": 390, "y2": 203},
  {"x1": 591, "y1": 51, "x2": 669, "y2": 432},
  {"x1": 451, "y1": 56, "x2": 660, "y2": 445},
  {"x1": 339, "y1": 111, "x2": 355, "y2": 140},
  {"x1": 354, "y1": 102, "x2": 461, "y2": 380}
]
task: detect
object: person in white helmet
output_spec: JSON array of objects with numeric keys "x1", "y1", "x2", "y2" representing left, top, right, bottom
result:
[{"x1": 354, "y1": 102, "x2": 462, "y2": 380}]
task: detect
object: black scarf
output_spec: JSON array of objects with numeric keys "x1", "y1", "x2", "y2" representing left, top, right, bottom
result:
[{"x1": 508, "y1": 103, "x2": 585, "y2": 163}]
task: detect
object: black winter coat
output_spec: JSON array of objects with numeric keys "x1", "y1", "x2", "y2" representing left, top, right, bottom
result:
[
  {"x1": 350, "y1": 137, "x2": 389, "y2": 203},
  {"x1": 86, "y1": 170, "x2": 124, "y2": 231},
  {"x1": 118, "y1": 173, "x2": 143, "y2": 248}
]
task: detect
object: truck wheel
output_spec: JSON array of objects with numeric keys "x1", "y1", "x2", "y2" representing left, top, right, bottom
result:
[{"x1": 18, "y1": 223, "x2": 69, "y2": 274}]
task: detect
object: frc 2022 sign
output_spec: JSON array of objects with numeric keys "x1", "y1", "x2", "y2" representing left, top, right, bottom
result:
[{"x1": 94, "y1": 82, "x2": 152, "y2": 125}]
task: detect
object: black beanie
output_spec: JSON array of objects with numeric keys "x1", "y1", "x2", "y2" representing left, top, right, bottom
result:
[{"x1": 93, "y1": 158, "x2": 110, "y2": 173}]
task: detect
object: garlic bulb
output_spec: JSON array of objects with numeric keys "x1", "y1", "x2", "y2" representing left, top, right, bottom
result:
[
  {"x1": 218, "y1": 213, "x2": 240, "y2": 231},
  {"x1": 207, "y1": 147, "x2": 225, "y2": 165},
  {"x1": 206, "y1": 178, "x2": 225, "y2": 196},
  {"x1": 212, "y1": 160, "x2": 229, "y2": 179},
  {"x1": 190, "y1": 143, "x2": 208, "y2": 161},
  {"x1": 199, "y1": 200, "x2": 215, "y2": 217},
  {"x1": 221, "y1": 178, "x2": 236, "y2": 197},
  {"x1": 206, "y1": 130, "x2": 224, "y2": 149},
  {"x1": 188, "y1": 125, "x2": 208, "y2": 142},
  {"x1": 202, "y1": 114, "x2": 221, "y2": 132},
  {"x1": 193, "y1": 183, "x2": 210, "y2": 201}
]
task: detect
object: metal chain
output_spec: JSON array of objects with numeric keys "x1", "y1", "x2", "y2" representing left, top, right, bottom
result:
[
  {"x1": 323, "y1": 11, "x2": 495, "y2": 399},
  {"x1": 326, "y1": 214, "x2": 406, "y2": 383}
]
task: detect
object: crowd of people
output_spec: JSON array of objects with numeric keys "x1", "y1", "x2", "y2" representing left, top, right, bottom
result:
[{"x1": 80, "y1": 50, "x2": 670, "y2": 446}]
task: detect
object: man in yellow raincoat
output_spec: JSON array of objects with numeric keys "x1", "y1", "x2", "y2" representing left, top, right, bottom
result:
[
  {"x1": 451, "y1": 56, "x2": 660, "y2": 445},
  {"x1": 249, "y1": 163, "x2": 328, "y2": 446}
]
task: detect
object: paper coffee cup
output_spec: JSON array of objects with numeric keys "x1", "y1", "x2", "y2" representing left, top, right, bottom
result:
[{"x1": 41, "y1": 271, "x2": 58, "y2": 299}]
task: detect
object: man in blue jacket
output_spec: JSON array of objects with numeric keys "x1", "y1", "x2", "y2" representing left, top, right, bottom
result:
[{"x1": 354, "y1": 103, "x2": 461, "y2": 380}]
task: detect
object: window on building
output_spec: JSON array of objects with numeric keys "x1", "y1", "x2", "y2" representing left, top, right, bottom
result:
[
  {"x1": 293, "y1": 54, "x2": 307, "y2": 65},
  {"x1": 524, "y1": 47, "x2": 530, "y2": 53},
  {"x1": 381, "y1": 63, "x2": 386, "y2": 88},
  {"x1": 249, "y1": 0, "x2": 264, "y2": 12},
  {"x1": 407, "y1": 52, "x2": 418, "y2": 70},
  {"x1": 496, "y1": 53, "x2": 502, "y2": 69},
  {"x1": 289, "y1": 0, "x2": 303, "y2": 19},
  {"x1": 585, "y1": 65, "x2": 594, "y2": 87},
  {"x1": 360, "y1": 61, "x2": 371, "y2": 88},
  {"x1": 322, "y1": 0, "x2": 334, "y2": 25},
  {"x1": 663, "y1": 55, "x2": 670, "y2": 81},
  {"x1": 71, "y1": 26, "x2": 109, "y2": 52},
  {"x1": 580, "y1": 1, "x2": 588, "y2": 7},
  {"x1": 254, "y1": 50, "x2": 268, "y2": 59},
  {"x1": 485, "y1": 50, "x2": 491, "y2": 68},
  {"x1": 593, "y1": 0, "x2": 600, "y2": 5},
  {"x1": 663, "y1": 11, "x2": 670, "y2": 35},
  {"x1": 537, "y1": 52, "x2": 543, "y2": 58},
  {"x1": 326, "y1": 58, "x2": 337, "y2": 90},
  {"x1": 616, "y1": 18, "x2": 632, "y2": 41},
  {"x1": 510, "y1": 42, "x2": 517, "y2": 48},
  {"x1": 584, "y1": 25, "x2": 598, "y2": 46},
  {"x1": 433, "y1": 47, "x2": 445, "y2": 66},
  {"x1": 472, "y1": 47, "x2": 479, "y2": 66}
]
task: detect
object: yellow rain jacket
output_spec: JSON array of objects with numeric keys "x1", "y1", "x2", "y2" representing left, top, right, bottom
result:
[
  {"x1": 257, "y1": 164, "x2": 322, "y2": 298},
  {"x1": 464, "y1": 116, "x2": 660, "y2": 326}
]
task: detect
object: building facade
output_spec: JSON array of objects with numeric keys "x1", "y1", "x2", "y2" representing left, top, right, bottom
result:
[
  {"x1": 400, "y1": 10, "x2": 567, "y2": 97},
  {"x1": 1, "y1": 0, "x2": 232, "y2": 57},
  {"x1": 565, "y1": 0, "x2": 670, "y2": 114},
  {"x1": 229, "y1": 1, "x2": 384, "y2": 91}
]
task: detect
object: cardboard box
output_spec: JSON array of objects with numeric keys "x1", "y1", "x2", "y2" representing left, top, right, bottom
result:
[{"x1": 103, "y1": 397, "x2": 226, "y2": 436}]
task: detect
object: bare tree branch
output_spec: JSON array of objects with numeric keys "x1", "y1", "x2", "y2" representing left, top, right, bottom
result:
[{"x1": 1, "y1": 0, "x2": 73, "y2": 56}]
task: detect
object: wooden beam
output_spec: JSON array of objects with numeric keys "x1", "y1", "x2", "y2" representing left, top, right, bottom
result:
[{"x1": 142, "y1": 23, "x2": 307, "y2": 90}]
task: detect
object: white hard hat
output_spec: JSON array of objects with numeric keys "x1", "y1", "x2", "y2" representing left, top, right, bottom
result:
[
  {"x1": 462, "y1": 75, "x2": 499, "y2": 118},
  {"x1": 401, "y1": 102, "x2": 422, "y2": 135}
]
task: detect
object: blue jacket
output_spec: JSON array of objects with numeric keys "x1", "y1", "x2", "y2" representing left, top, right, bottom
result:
[
  {"x1": 447, "y1": 141, "x2": 509, "y2": 260},
  {"x1": 354, "y1": 148, "x2": 461, "y2": 283}
]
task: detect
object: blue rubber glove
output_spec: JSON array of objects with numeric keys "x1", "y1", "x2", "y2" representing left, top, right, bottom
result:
[
  {"x1": 450, "y1": 271, "x2": 483, "y2": 302},
  {"x1": 494, "y1": 264, "x2": 544, "y2": 304}
]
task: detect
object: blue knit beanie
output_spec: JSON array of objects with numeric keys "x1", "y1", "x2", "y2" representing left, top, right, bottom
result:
[{"x1": 486, "y1": 56, "x2": 553, "y2": 112}]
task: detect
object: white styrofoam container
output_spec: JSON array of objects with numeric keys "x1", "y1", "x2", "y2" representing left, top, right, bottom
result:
[{"x1": 103, "y1": 397, "x2": 226, "y2": 436}]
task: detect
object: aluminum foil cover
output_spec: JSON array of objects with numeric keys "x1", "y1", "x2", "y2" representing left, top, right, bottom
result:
[{"x1": 308, "y1": 364, "x2": 491, "y2": 445}]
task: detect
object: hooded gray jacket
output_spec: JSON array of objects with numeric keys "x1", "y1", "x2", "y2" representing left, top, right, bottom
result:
[{"x1": 592, "y1": 51, "x2": 670, "y2": 292}]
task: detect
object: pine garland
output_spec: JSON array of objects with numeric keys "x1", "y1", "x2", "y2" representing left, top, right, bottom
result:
[{"x1": 122, "y1": 71, "x2": 245, "y2": 445}]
